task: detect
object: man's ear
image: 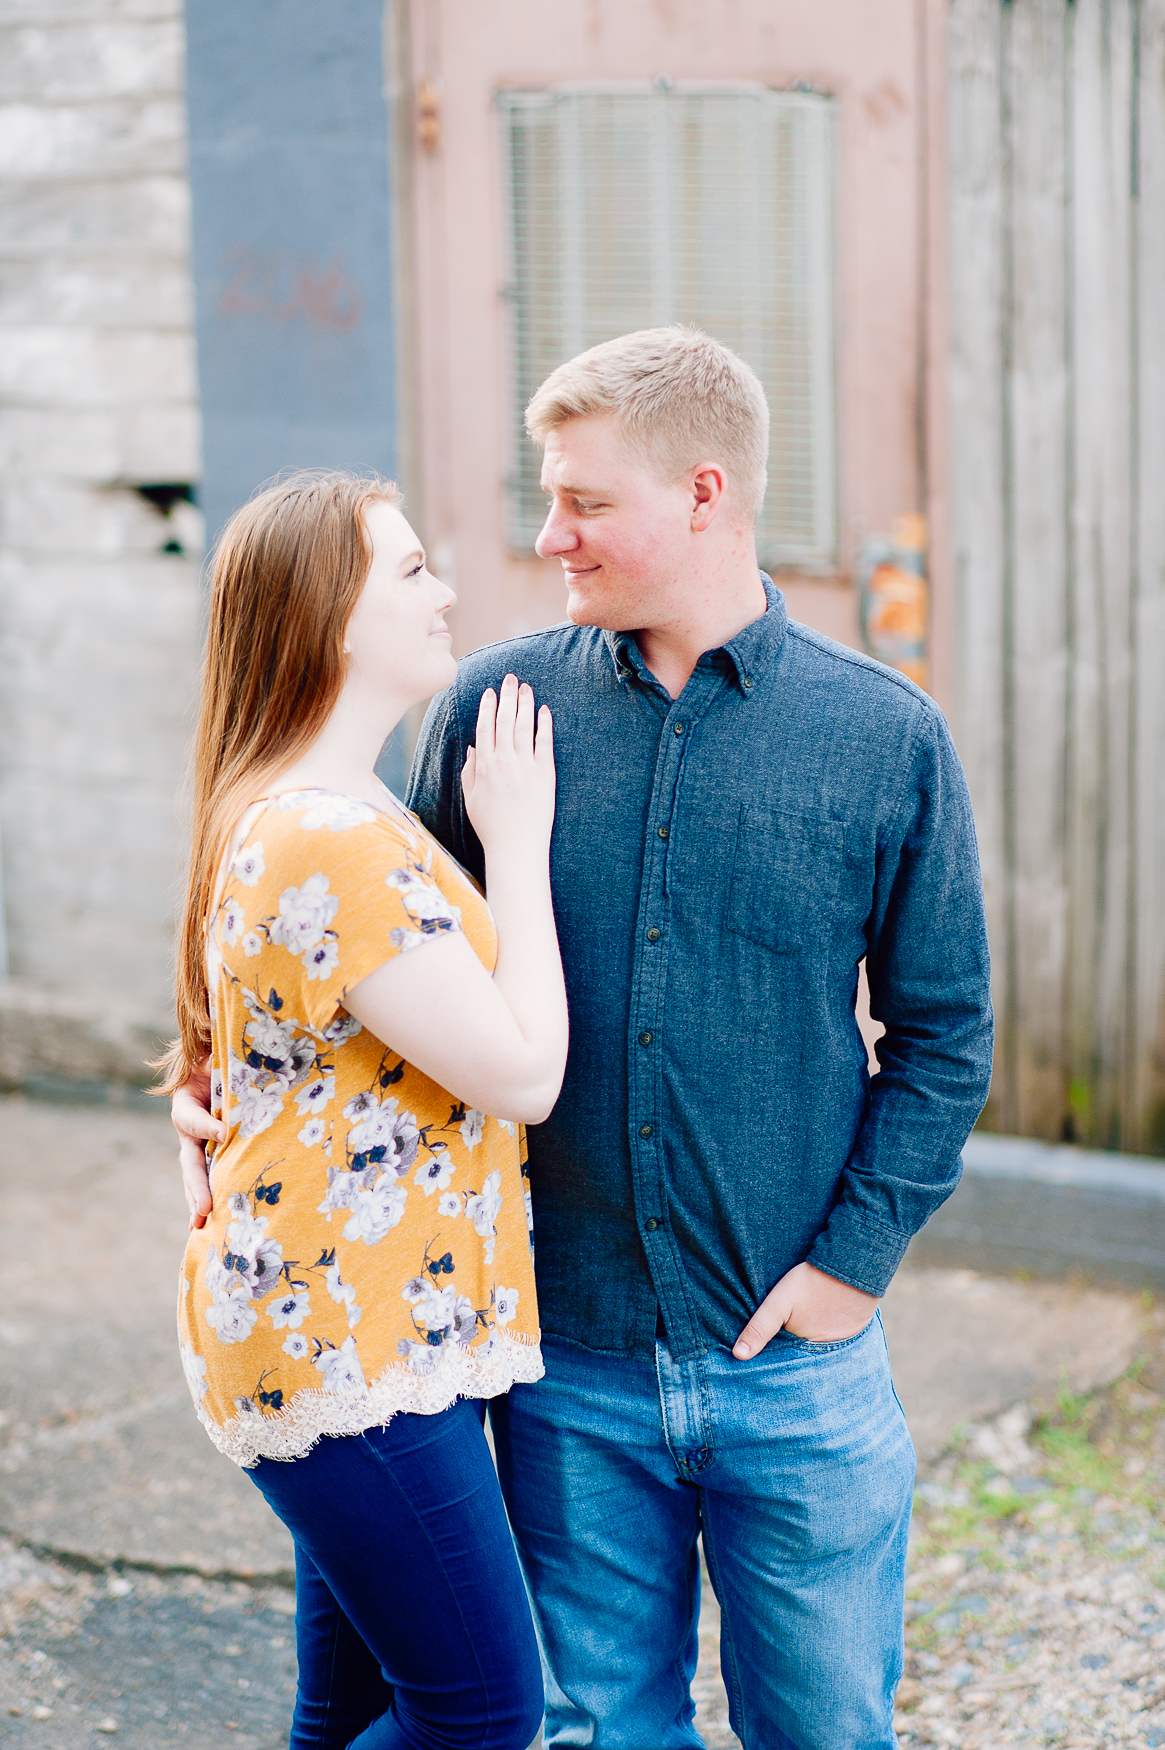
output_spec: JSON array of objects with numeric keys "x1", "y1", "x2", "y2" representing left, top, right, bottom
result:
[{"x1": 690, "y1": 464, "x2": 728, "y2": 532}]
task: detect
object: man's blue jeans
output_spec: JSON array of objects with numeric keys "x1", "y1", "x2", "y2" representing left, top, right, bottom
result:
[{"x1": 490, "y1": 1315, "x2": 914, "y2": 1750}]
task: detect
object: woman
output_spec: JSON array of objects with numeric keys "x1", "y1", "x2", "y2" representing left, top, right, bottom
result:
[{"x1": 161, "y1": 471, "x2": 566, "y2": 1749}]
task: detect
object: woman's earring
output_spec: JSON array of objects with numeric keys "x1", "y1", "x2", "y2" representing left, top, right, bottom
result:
[{"x1": 343, "y1": 643, "x2": 352, "y2": 654}]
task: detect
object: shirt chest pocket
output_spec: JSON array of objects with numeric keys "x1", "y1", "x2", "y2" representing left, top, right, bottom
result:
[{"x1": 726, "y1": 805, "x2": 844, "y2": 956}]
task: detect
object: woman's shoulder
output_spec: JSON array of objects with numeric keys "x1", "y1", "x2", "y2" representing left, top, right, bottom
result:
[{"x1": 223, "y1": 790, "x2": 468, "y2": 933}]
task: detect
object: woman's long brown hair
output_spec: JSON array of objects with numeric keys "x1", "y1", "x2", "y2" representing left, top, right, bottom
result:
[{"x1": 155, "y1": 471, "x2": 402, "y2": 1094}]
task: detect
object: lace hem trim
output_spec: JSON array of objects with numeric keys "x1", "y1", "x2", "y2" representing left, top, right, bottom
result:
[{"x1": 188, "y1": 1333, "x2": 545, "y2": 1468}]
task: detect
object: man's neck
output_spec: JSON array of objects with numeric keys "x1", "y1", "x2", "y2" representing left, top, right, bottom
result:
[{"x1": 632, "y1": 560, "x2": 768, "y2": 700}]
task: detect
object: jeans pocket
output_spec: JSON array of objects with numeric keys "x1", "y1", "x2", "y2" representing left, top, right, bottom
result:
[
  {"x1": 774, "y1": 1317, "x2": 875, "y2": 1355},
  {"x1": 726, "y1": 805, "x2": 844, "y2": 956}
]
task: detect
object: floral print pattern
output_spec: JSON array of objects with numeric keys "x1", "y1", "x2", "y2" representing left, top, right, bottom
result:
[{"x1": 177, "y1": 790, "x2": 542, "y2": 1469}]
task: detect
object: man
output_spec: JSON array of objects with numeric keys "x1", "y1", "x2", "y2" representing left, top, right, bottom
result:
[
  {"x1": 178, "y1": 328, "x2": 992, "y2": 1748},
  {"x1": 411, "y1": 327, "x2": 991, "y2": 1750}
]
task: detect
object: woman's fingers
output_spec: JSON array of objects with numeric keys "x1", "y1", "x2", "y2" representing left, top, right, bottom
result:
[
  {"x1": 474, "y1": 676, "x2": 547, "y2": 771},
  {"x1": 535, "y1": 704, "x2": 555, "y2": 770},
  {"x1": 514, "y1": 680, "x2": 536, "y2": 757},
  {"x1": 474, "y1": 687, "x2": 497, "y2": 764},
  {"x1": 494, "y1": 673, "x2": 520, "y2": 755}
]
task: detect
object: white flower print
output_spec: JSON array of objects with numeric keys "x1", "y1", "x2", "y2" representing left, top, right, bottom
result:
[
  {"x1": 494, "y1": 1286, "x2": 520, "y2": 1327},
  {"x1": 209, "y1": 1067, "x2": 223, "y2": 1116},
  {"x1": 220, "y1": 897, "x2": 245, "y2": 947},
  {"x1": 234, "y1": 1081, "x2": 284, "y2": 1139},
  {"x1": 524, "y1": 1185, "x2": 534, "y2": 1236},
  {"x1": 385, "y1": 865, "x2": 462, "y2": 935},
  {"x1": 295, "y1": 1074, "x2": 335, "y2": 1117},
  {"x1": 466, "y1": 1170, "x2": 502, "y2": 1238},
  {"x1": 206, "y1": 1277, "x2": 258, "y2": 1345},
  {"x1": 298, "y1": 1117, "x2": 326, "y2": 1148},
  {"x1": 415, "y1": 1282, "x2": 457, "y2": 1332},
  {"x1": 313, "y1": 1335, "x2": 365, "y2": 1394},
  {"x1": 414, "y1": 1147, "x2": 455, "y2": 1196},
  {"x1": 241, "y1": 1006, "x2": 291, "y2": 1057},
  {"x1": 459, "y1": 1109, "x2": 485, "y2": 1151},
  {"x1": 388, "y1": 925, "x2": 429, "y2": 954},
  {"x1": 282, "y1": 1330, "x2": 311, "y2": 1360},
  {"x1": 325, "y1": 1262, "x2": 362, "y2": 1329},
  {"x1": 283, "y1": 792, "x2": 377, "y2": 832},
  {"x1": 180, "y1": 1341, "x2": 207, "y2": 1400},
  {"x1": 342, "y1": 1175, "x2": 408, "y2": 1246},
  {"x1": 303, "y1": 937, "x2": 340, "y2": 981},
  {"x1": 397, "y1": 1338, "x2": 438, "y2": 1374},
  {"x1": 483, "y1": 1235, "x2": 496, "y2": 1266},
  {"x1": 270, "y1": 873, "x2": 339, "y2": 957},
  {"x1": 324, "y1": 1012, "x2": 362, "y2": 1045},
  {"x1": 345, "y1": 1095, "x2": 420, "y2": 1177},
  {"x1": 437, "y1": 1191, "x2": 462, "y2": 1219},
  {"x1": 235, "y1": 1395, "x2": 259, "y2": 1416},
  {"x1": 449, "y1": 1295, "x2": 478, "y2": 1345},
  {"x1": 232, "y1": 842, "x2": 265, "y2": 886},
  {"x1": 242, "y1": 931, "x2": 264, "y2": 958},
  {"x1": 496, "y1": 1118, "x2": 517, "y2": 1137},
  {"x1": 268, "y1": 1288, "x2": 311, "y2": 1330},
  {"x1": 401, "y1": 1277, "x2": 427, "y2": 1304}
]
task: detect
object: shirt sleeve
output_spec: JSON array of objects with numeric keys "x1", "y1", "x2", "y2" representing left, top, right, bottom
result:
[
  {"x1": 265, "y1": 814, "x2": 466, "y2": 1036},
  {"x1": 406, "y1": 682, "x2": 487, "y2": 886},
  {"x1": 806, "y1": 707, "x2": 995, "y2": 1297}
]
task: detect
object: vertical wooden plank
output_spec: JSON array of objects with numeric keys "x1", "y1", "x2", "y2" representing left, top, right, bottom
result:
[
  {"x1": 1132, "y1": 0, "x2": 1165, "y2": 1152},
  {"x1": 948, "y1": 0, "x2": 1012, "y2": 1129},
  {"x1": 1007, "y1": 0, "x2": 1072, "y2": 1136},
  {"x1": 1065, "y1": 0, "x2": 1137, "y2": 1148}
]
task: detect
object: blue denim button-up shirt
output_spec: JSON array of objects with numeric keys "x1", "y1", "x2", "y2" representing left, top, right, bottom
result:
[{"x1": 407, "y1": 579, "x2": 993, "y2": 1360}]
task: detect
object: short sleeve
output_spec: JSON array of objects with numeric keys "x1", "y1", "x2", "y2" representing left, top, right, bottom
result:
[{"x1": 226, "y1": 799, "x2": 464, "y2": 1036}]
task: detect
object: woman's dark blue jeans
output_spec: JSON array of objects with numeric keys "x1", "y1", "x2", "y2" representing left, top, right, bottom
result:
[{"x1": 248, "y1": 1397, "x2": 544, "y2": 1750}]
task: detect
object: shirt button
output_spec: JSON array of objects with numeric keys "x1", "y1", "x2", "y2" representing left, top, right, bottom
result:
[
  {"x1": 657, "y1": 825, "x2": 669, "y2": 840},
  {"x1": 646, "y1": 927, "x2": 661, "y2": 942},
  {"x1": 639, "y1": 1124, "x2": 653, "y2": 1138},
  {"x1": 645, "y1": 1217, "x2": 661, "y2": 1232},
  {"x1": 639, "y1": 1031, "x2": 653, "y2": 1047},
  {"x1": 743, "y1": 676, "x2": 754, "y2": 688},
  {"x1": 673, "y1": 722, "x2": 685, "y2": 735}
]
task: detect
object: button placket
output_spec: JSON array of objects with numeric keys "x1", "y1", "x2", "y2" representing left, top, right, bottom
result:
[{"x1": 626, "y1": 675, "x2": 725, "y2": 1353}]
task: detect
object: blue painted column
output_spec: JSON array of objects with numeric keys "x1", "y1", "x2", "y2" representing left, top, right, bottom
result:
[
  {"x1": 184, "y1": 0, "x2": 399, "y2": 550},
  {"x1": 184, "y1": 0, "x2": 408, "y2": 785}
]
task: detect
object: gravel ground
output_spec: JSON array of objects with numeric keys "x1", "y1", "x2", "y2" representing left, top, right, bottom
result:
[
  {"x1": 4, "y1": 1357, "x2": 1164, "y2": 1750},
  {"x1": 897, "y1": 1356, "x2": 1165, "y2": 1749}
]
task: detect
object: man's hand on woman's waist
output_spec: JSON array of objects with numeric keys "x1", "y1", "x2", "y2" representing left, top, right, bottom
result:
[{"x1": 171, "y1": 1059, "x2": 223, "y2": 1230}]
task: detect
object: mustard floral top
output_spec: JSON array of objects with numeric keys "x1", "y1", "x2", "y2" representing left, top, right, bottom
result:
[{"x1": 177, "y1": 788, "x2": 543, "y2": 1469}]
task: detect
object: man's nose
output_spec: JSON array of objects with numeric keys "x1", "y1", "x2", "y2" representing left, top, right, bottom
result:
[{"x1": 534, "y1": 508, "x2": 578, "y2": 559}]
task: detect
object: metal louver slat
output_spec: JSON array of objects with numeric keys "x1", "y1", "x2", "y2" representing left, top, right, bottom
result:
[{"x1": 497, "y1": 83, "x2": 838, "y2": 569}]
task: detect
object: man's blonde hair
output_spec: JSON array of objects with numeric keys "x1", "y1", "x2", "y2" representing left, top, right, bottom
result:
[{"x1": 525, "y1": 326, "x2": 770, "y2": 522}]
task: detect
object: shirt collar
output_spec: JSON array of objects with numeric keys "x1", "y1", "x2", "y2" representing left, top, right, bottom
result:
[{"x1": 601, "y1": 573, "x2": 788, "y2": 698}]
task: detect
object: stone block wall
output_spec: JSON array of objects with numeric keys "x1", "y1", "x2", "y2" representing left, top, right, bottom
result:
[{"x1": 0, "y1": 0, "x2": 201, "y2": 1078}]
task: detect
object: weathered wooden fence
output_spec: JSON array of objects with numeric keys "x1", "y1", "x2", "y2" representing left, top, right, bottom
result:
[{"x1": 948, "y1": 0, "x2": 1165, "y2": 1154}]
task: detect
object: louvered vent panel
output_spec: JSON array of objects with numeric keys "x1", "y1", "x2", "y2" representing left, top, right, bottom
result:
[{"x1": 497, "y1": 85, "x2": 837, "y2": 569}]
